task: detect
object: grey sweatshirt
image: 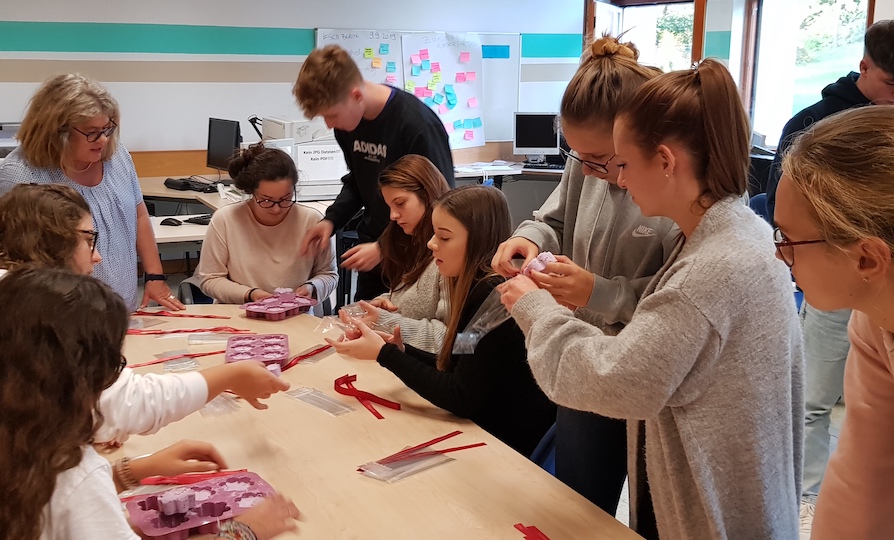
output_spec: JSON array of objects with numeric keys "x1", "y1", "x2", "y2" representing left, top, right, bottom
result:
[
  {"x1": 513, "y1": 158, "x2": 680, "y2": 333},
  {"x1": 512, "y1": 197, "x2": 804, "y2": 539},
  {"x1": 376, "y1": 260, "x2": 448, "y2": 353}
]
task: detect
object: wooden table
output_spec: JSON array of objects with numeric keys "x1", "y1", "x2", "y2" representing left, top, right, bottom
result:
[
  {"x1": 116, "y1": 305, "x2": 641, "y2": 540},
  {"x1": 151, "y1": 214, "x2": 210, "y2": 244}
]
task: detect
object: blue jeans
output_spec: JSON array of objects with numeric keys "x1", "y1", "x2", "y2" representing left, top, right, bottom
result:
[{"x1": 800, "y1": 302, "x2": 850, "y2": 499}]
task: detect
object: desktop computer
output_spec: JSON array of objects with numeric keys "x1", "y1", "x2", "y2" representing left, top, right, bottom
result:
[{"x1": 513, "y1": 112, "x2": 569, "y2": 169}]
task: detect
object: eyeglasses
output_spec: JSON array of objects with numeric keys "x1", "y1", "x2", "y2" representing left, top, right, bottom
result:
[
  {"x1": 253, "y1": 193, "x2": 296, "y2": 209},
  {"x1": 773, "y1": 227, "x2": 825, "y2": 268},
  {"x1": 68, "y1": 120, "x2": 118, "y2": 143},
  {"x1": 77, "y1": 229, "x2": 99, "y2": 253},
  {"x1": 561, "y1": 148, "x2": 615, "y2": 176}
]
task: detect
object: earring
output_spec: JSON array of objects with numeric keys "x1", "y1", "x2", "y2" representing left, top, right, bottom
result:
[{"x1": 864, "y1": 277, "x2": 870, "y2": 282}]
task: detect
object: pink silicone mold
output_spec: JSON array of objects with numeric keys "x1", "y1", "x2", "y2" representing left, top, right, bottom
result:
[
  {"x1": 522, "y1": 251, "x2": 557, "y2": 277},
  {"x1": 126, "y1": 472, "x2": 274, "y2": 540},
  {"x1": 225, "y1": 334, "x2": 290, "y2": 367},
  {"x1": 239, "y1": 288, "x2": 317, "y2": 321}
]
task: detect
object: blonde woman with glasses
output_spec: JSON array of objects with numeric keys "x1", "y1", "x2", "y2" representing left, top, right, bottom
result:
[{"x1": 0, "y1": 73, "x2": 182, "y2": 311}]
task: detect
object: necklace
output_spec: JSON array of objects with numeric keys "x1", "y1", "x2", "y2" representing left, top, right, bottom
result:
[{"x1": 68, "y1": 161, "x2": 94, "y2": 174}]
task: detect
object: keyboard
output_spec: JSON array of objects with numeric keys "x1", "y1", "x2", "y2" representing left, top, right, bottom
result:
[{"x1": 523, "y1": 162, "x2": 565, "y2": 170}]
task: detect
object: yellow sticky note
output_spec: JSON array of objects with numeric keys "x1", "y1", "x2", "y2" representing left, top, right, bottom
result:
[
  {"x1": 372, "y1": 57, "x2": 382, "y2": 68},
  {"x1": 364, "y1": 48, "x2": 374, "y2": 59},
  {"x1": 432, "y1": 73, "x2": 442, "y2": 83},
  {"x1": 405, "y1": 81, "x2": 416, "y2": 92},
  {"x1": 427, "y1": 81, "x2": 437, "y2": 90}
]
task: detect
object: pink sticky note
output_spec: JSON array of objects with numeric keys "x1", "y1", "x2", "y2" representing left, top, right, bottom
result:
[
  {"x1": 464, "y1": 129, "x2": 475, "y2": 140},
  {"x1": 456, "y1": 72, "x2": 467, "y2": 83},
  {"x1": 385, "y1": 75, "x2": 397, "y2": 84},
  {"x1": 414, "y1": 87, "x2": 426, "y2": 97},
  {"x1": 420, "y1": 49, "x2": 430, "y2": 60},
  {"x1": 424, "y1": 89, "x2": 433, "y2": 97},
  {"x1": 466, "y1": 71, "x2": 477, "y2": 81},
  {"x1": 438, "y1": 103, "x2": 449, "y2": 114},
  {"x1": 459, "y1": 51, "x2": 471, "y2": 63},
  {"x1": 431, "y1": 61, "x2": 441, "y2": 73},
  {"x1": 445, "y1": 122, "x2": 455, "y2": 134},
  {"x1": 467, "y1": 97, "x2": 478, "y2": 108},
  {"x1": 410, "y1": 54, "x2": 421, "y2": 65}
]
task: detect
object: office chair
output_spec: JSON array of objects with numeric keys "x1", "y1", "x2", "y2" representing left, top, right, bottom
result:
[
  {"x1": 177, "y1": 276, "x2": 213, "y2": 305},
  {"x1": 749, "y1": 192, "x2": 771, "y2": 224},
  {"x1": 529, "y1": 422, "x2": 557, "y2": 476}
]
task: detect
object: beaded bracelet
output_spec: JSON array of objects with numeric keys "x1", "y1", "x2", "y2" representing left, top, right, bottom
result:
[
  {"x1": 113, "y1": 457, "x2": 140, "y2": 490},
  {"x1": 215, "y1": 520, "x2": 258, "y2": 540}
]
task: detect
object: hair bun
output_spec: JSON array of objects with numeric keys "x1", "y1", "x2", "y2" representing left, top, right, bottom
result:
[
  {"x1": 590, "y1": 35, "x2": 639, "y2": 61},
  {"x1": 227, "y1": 142, "x2": 265, "y2": 179}
]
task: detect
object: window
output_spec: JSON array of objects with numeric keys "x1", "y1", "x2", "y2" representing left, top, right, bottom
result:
[
  {"x1": 594, "y1": 2, "x2": 696, "y2": 73},
  {"x1": 751, "y1": 0, "x2": 868, "y2": 147}
]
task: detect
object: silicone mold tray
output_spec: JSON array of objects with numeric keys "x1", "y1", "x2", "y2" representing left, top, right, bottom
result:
[
  {"x1": 239, "y1": 289, "x2": 317, "y2": 321},
  {"x1": 522, "y1": 251, "x2": 557, "y2": 277},
  {"x1": 225, "y1": 334, "x2": 290, "y2": 366},
  {"x1": 125, "y1": 472, "x2": 274, "y2": 540}
]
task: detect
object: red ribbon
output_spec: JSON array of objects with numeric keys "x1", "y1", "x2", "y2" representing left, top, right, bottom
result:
[
  {"x1": 140, "y1": 469, "x2": 248, "y2": 485},
  {"x1": 133, "y1": 309, "x2": 230, "y2": 319},
  {"x1": 334, "y1": 374, "x2": 401, "y2": 419},
  {"x1": 128, "y1": 349, "x2": 225, "y2": 369},
  {"x1": 281, "y1": 344, "x2": 333, "y2": 372},
  {"x1": 375, "y1": 430, "x2": 486, "y2": 465},
  {"x1": 127, "y1": 326, "x2": 253, "y2": 336},
  {"x1": 514, "y1": 524, "x2": 551, "y2": 540}
]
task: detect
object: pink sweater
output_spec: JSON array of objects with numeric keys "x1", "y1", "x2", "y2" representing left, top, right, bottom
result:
[{"x1": 812, "y1": 310, "x2": 894, "y2": 539}]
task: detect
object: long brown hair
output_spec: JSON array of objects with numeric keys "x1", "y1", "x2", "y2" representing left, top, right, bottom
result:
[
  {"x1": 0, "y1": 267, "x2": 128, "y2": 539},
  {"x1": 379, "y1": 155, "x2": 451, "y2": 291},
  {"x1": 617, "y1": 58, "x2": 750, "y2": 209},
  {"x1": 0, "y1": 184, "x2": 92, "y2": 271},
  {"x1": 561, "y1": 33, "x2": 661, "y2": 128},
  {"x1": 434, "y1": 186, "x2": 511, "y2": 369},
  {"x1": 229, "y1": 142, "x2": 299, "y2": 195}
]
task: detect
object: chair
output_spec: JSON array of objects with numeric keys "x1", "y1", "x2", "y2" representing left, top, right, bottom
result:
[
  {"x1": 177, "y1": 276, "x2": 213, "y2": 305},
  {"x1": 529, "y1": 422, "x2": 557, "y2": 476},
  {"x1": 749, "y1": 192, "x2": 771, "y2": 224}
]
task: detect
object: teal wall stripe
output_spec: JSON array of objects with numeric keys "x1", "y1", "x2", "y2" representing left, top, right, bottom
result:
[
  {"x1": 520, "y1": 33, "x2": 582, "y2": 58},
  {"x1": 481, "y1": 44, "x2": 511, "y2": 59},
  {"x1": 0, "y1": 21, "x2": 315, "y2": 56},
  {"x1": 704, "y1": 30, "x2": 732, "y2": 60}
]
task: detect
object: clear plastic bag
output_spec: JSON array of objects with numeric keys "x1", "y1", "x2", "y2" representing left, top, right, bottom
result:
[
  {"x1": 357, "y1": 451, "x2": 453, "y2": 483},
  {"x1": 285, "y1": 387, "x2": 354, "y2": 416},
  {"x1": 199, "y1": 394, "x2": 242, "y2": 417},
  {"x1": 452, "y1": 289, "x2": 511, "y2": 354}
]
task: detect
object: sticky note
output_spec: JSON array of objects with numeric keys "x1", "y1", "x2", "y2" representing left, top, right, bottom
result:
[
  {"x1": 379, "y1": 44, "x2": 390, "y2": 55},
  {"x1": 424, "y1": 89, "x2": 433, "y2": 97},
  {"x1": 433, "y1": 93, "x2": 445, "y2": 105},
  {"x1": 386, "y1": 75, "x2": 397, "y2": 83},
  {"x1": 466, "y1": 71, "x2": 477, "y2": 81},
  {"x1": 364, "y1": 48, "x2": 374, "y2": 59},
  {"x1": 443, "y1": 84, "x2": 455, "y2": 95},
  {"x1": 445, "y1": 122, "x2": 455, "y2": 134},
  {"x1": 431, "y1": 61, "x2": 441, "y2": 73},
  {"x1": 456, "y1": 72, "x2": 467, "y2": 83},
  {"x1": 472, "y1": 117, "x2": 483, "y2": 128},
  {"x1": 459, "y1": 51, "x2": 471, "y2": 63},
  {"x1": 464, "y1": 130, "x2": 475, "y2": 140},
  {"x1": 446, "y1": 95, "x2": 457, "y2": 105},
  {"x1": 405, "y1": 81, "x2": 416, "y2": 91},
  {"x1": 411, "y1": 65, "x2": 422, "y2": 76},
  {"x1": 420, "y1": 49, "x2": 430, "y2": 60},
  {"x1": 438, "y1": 103, "x2": 449, "y2": 114},
  {"x1": 463, "y1": 119, "x2": 474, "y2": 129},
  {"x1": 410, "y1": 54, "x2": 421, "y2": 65},
  {"x1": 467, "y1": 97, "x2": 478, "y2": 108},
  {"x1": 424, "y1": 97, "x2": 435, "y2": 106},
  {"x1": 432, "y1": 73, "x2": 442, "y2": 83},
  {"x1": 414, "y1": 87, "x2": 426, "y2": 97},
  {"x1": 422, "y1": 59, "x2": 431, "y2": 71},
  {"x1": 386, "y1": 61, "x2": 397, "y2": 73},
  {"x1": 453, "y1": 120, "x2": 464, "y2": 129},
  {"x1": 447, "y1": 100, "x2": 457, "y2": 110},
  {"x1": 372, "y1": 57, "x2": 382, "y2": 69},
  {"x1": 427, "y1": 81, "x2": 437, "y2": 90}
]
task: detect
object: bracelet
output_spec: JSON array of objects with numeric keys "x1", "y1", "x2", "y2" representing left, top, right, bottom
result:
[
  {"x1": 113, "y1": 457, "x2": 140, "y2": 490},
  {"x1": 215, "y1": 520, "x2": 257, "y2": 540},
  {"x1": 144, "y1": 273, "x2": 167, "y2": 284},
  {"x1": 244, "y1": 288, "x2": 259, "y2": 302}
]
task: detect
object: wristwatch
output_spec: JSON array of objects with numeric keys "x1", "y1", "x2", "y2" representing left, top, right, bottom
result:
[{"x1": 144, "y1": 273, "x2": 167, "y2": 283}]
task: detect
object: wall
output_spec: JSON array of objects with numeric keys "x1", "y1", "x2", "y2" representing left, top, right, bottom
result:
[
  {"x1": 876, "y1": 0, "x2": 894, "y2": 20},
  {"x1": 0, "y1": 1, "x2": 583, "y2": 152}
]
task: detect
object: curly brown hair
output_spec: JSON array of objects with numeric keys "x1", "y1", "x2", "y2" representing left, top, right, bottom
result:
[
  {"x1": 378, "y1": 155, "x2": 451, "y2": 291},
  {"x1": 293, "y1": 45, "x2": 363, "y2": 117},
  {"x1": 0, "y1": 184, "x2": 92, "y2": 272},
  {"x1": 0, "y1": 267, "x2": 128, "y2": 539}
]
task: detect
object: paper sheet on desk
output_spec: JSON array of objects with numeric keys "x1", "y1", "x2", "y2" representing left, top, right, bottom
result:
[{"x1": 456, "y1": 165, "x2": 515, "y2": 173}]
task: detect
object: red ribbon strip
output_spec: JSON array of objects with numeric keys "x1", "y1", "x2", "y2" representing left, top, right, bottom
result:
[
  {"x1": 128, "y1": 349, "x2": 226, "y2": 369},
  {"x1": 281, "y1": 344, "x2": 333, "y2": 372},
  {"x1": 140, "y1": 469, "x2": 248, "y2": 485},
  {"x1": 514, "y1": 524, "x2": 551, "y2": 540},
  {"x1": 133, "y1": 309, "x2": 231, "y2": 319},
  {"x1": 375, "y1": 430, "x2": 486, "y2": 465},
  {"x1": 334, "y1": 374, "x2": 401, "y2": 419},
  {"x1": 127, "y1": 326, "x2": 253, "y2": 336}
]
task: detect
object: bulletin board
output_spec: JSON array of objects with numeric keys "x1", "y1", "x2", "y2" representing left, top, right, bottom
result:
[{"x1": 315, "y1": 29, "x2": 520, "y2": 146}]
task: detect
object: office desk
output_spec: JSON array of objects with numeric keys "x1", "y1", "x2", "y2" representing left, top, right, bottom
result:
[
  {"x1": 151, "y1": 214, "x2": 210, "y2": 244},
  {"x1": 139, "y1": 176, "x2": 210, "y2": 203},
  {"x1": 115, "y1": 306, "x2": 641, "y2": 540},
  {"x1": 196, "y1": 193, "x2": 332, "y2": 218}
]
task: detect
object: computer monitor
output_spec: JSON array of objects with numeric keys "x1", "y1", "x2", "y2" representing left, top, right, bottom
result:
[
  {"x1": 513, "y1": 113, "x2": 560, "y2": 157},
  {"x1": 206, "y1": 118, "x2": 242, "y2": 170}
]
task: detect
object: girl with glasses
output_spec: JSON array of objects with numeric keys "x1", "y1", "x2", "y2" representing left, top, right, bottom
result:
[
  {"x1": 500, "y1": 60, "x2": 802, "y2": 538},
  {"x1": 194, "y1": 143, "x2": 337, "y2": 306},
  {"x1": 774, "y1": 106, "x2": 894, "y2": 540},
  {"x1": 0, "y1": 73, "x2": 183, "y2": 312},
  {"x1": 490, "y1": 35, "x2": 680, "y2": 530},
  {"x1": 0, "y1": 267, "x2": 299, "y2": 540}
]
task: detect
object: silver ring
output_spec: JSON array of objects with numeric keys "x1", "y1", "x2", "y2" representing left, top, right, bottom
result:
[{"x1": 168, "y1": 295, "x2": 176, "y2": 300}]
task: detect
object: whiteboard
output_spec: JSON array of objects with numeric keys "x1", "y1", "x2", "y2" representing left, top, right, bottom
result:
[{"x1": 316, "y1": 29, "x2": 405, "y2": 88}]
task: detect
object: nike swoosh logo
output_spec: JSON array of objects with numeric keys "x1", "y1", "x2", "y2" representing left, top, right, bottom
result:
[{"x1": 631, "y1": 231, "x2": 654, "y2": 238}]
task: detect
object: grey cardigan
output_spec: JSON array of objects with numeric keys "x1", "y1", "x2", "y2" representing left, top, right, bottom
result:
[{"x1": 512, "y1": 197, "x2": 804, "y2": 539}]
